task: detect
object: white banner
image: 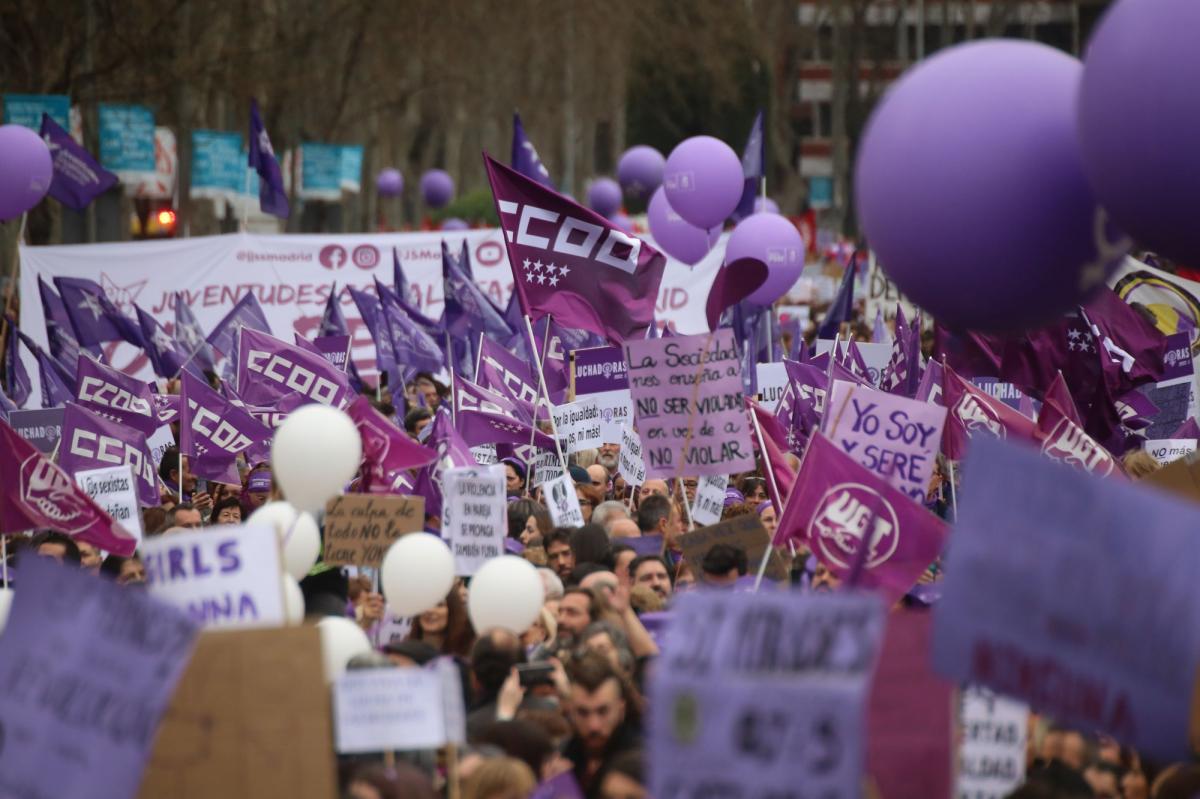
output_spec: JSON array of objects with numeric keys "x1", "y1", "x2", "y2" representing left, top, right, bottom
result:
[
  {"x1": 442, "y1": 464, "x2": 506, "y2": 576},
  {"x1": 618, "y1": 423, "x2": 647, "y2": 486}
]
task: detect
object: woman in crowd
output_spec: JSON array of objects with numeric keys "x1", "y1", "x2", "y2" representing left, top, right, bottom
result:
[
  {"x1": 406, "y1": 586, "x2": 476, "y2": 658},
  {"x1": 210, "y1": 496, "x2": 243, "y2": 525},
  {"x1": 507, "y1": 499, "x2": 552, "y2": 547}
]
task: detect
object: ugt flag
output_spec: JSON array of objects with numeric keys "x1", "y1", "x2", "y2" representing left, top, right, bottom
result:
[{"x1": 484, "y1": 154, "x2": 666, "y2": 344}]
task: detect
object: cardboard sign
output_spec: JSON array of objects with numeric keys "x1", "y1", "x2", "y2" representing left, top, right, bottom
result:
[
  {"x1": 138, "y1": 627, "x2": 336, "y2": 799},
  {"x1": 1142, "y1": 449, "x2": 1200, "y2": 504},
  {"x1": 933, "y1": 437, "x2": 1200, "y2": 760},
  {"x1": 650, "y1": 591, "x2": 886, "y2": 799},
  {"x1": 690, "y1": 473, "x2": 729, "y2": 527},
  {"x1": 550, "y1": 397, "x2": 603, "y2": 455},
  {"x1": 618, "y1": 423, "x2": 647, "y2": 486},
  {"x1": 541, "y1": 472, "x2": 585, "y2": 527},
  {"x1": 143, "y1": 524, "x2": 285, "y2": 629},
  {"x1": 323, "y1": 495, "x2": 425, "y2": 568},
  {"x1": 442, "y1": 464, "x2": 507, "y2": 575},
  {"x1": 678, "y1": 514, "x2": 789, "y2": 582},
  {"x1": 956, "y1": 687, "x2": 1028, "y2": 799},
  {"x1": 625, "y1": 329, "x2": 755, "y2": 479},
  {"x1": 74, "y1": 464, "x2": 145, "y2": 542},
  {"x1": 1145, "y1": 438, "x2": 1198, "y2": 466},
  {"x1": 0, "y1": 557, "x2": 198, "y2": 799},
  {"x1": 334, "y1": 668, "x2": 446, "y2": 753}
]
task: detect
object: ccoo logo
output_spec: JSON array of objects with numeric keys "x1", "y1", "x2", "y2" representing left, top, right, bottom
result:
[{"x1": 810, "y1": 483, "x2": 900, "y2": 569}]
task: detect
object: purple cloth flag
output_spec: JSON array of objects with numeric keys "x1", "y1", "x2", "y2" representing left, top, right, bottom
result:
[
  {"x1": 774, "y1": 433, "x2": 947, "y2": 605},
  {"x1": 393, "y1": 248, "x2": 410, "y2": 303},
  {"x1": 872, "y1": 308, "x2": 888, "y2": 345},
  {"x1": 20, "y1": 329, "x2": 74, "y2": 408},
  {"x1": 734, "y1": 109, "x2": 765, "y2": 220},
  {"x1": 534, "y1": 316, "x2": 603, "y2": 405},
  {"x1": 38, "y1": 275, "x2": 91, "y2": 365},
  {"x1": 249, "y1": 98, "x2": 289, "y2": 218},
  {"x1": 39, "y1": 113, "x2": 118, "y2": 210},
  {"x1": 0, "y1": 419, "x2": 138, "y2": 553},
  {"x1": 916, "y1": 359, "x2": 944, "y2": 406},
  {"x1": 347, "y1": 284, "x2": 396, "y2": 378},
  {"x1": 1045, "y1": 371, "x2": 1083, "y2": 428},
  {"x1": 1080, "y1": 287, "x2": 1168, "y2": 395},
  {"x1": 181, "y1": 371, "x2": 273, "y2": 484},
  {"x1": 511, "y1": 112, "x2": 556, "y2": 189},
  {"x1": 320, "y1": 283, "x2": 351, "y2": 337},
  {"x1": 1171, "y1": 417, "x2": 1200, "y2": 440},
  {"x1": 174, "y1": 291, "x2": 217, "y2": 372},
  {"x1": 205, "y1": 291, "x2": 271, "y2": 359},
  {"x1": 237, "y1": 327, "x2": 354, "y2": 409},
  {"x1": 881, "y1": 305, "x2": 922, "y2": 398},
  {"x1": 135, "y1": 304, "x2": 192, "y2": 380},
  {"x1": 54, "y1": 276, "x2": 144, "y2": 348},
  {"x1": 443, "y1": 240, "x2": 513, "y2": 342},
  {"x1": 457, "y1": 408, "x2": 557, "y2": 452},
  {"x1": 376, "y1": 279, "x2": 446, "y2": 375},
  {"x1": 453, "y1": 374, "x2": 525, "y2": 419},
  {"x1": 941, "y1": 366, "x2": 1037, "y2": 461},
  {"x1": 476, "y1": 338, "x2": 540, "y2": 422},
  {"x1": 816, "y1": 258, "x2": 858, "y2": 340},
  {"x1": 152, "y1": 392, "x2": 180, "y2": 425},
  {"x1": 0, "y1": 383, "x2": 16, "y2": 420},
  {"x1": 5, "y1": 320, "x2": 31, "y2": 407},
  {"x1": 347, "y1": 396, "x2": 437, "y2": 494},
  {"x1": 413, "y1": 409, "x2": 478, "y2": 518},
  {"x1": 74, "y1": 355, "x2": 158, "y2": 436},
  {"x1": 59, "y1": 402, "x2": 160, "y2": 506},
  {"x1": 1035, "y1": 396, "x2": 1122, "y2": 478},
  {"x1": 484, "y1": 153, "x2": 667, "y2": 344}
]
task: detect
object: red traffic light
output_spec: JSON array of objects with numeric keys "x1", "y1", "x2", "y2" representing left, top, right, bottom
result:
[{"x1": 157, "y1": 209, "x2": 177, "y2": 226}]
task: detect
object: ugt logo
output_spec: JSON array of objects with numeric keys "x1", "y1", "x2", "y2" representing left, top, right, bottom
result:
[
  {"x1": 1040, "y1": 419, "x2": 1115, "y2": 477},
  {"x1": 497, "y1": 200, "x2": 641, "y2": 274},
  {"x1": 20, "y1": 455, "x2": 93, "y2": 533},
  {"x1": 810, "y1": 483, "x2": 900, "y2": 569},
  {"x1": 953, "y1": 394, "x2": 1003, "y2": 439}
]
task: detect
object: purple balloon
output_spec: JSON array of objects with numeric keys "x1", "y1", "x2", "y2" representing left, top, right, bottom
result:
[
  {"x1": 662, "y1": 136, "x2": 744, "y2": 230},
  {"x1": 608, "y1": 212, "x2": 634, "y2": 234},
  {"x1": 1079, "y1": 0, "x2": 1199, "y2": 266},
  {"x1": 441, "y1": 217, "x2": 469, "y2": 231},
  {"x1": 724, "y1": 213, "x2": 805, "y2": 307},
  {"x1": 0, "y1": 125, "x2": 52, "y2": 220},
  {"x1": 587, "y1": 178, "x2": 622, "y2": 217},
  {"x1": 376, "y1": 168, "x2": 403, "y2": 197},
  {"x1": 753, "y1": 197, "x2": 780, "y2": 215},
  {"x1": 855, "y1": 40, "x2": 1127, "y2": 332},
  {"x1": 420, "y1": 169, "x2": 455, "y2": 208},
  {"x1": 617, "y1": 145, "x2": 665, "y2": 201},
  {"x1": 647, "y1": 186, "x2": 720, "y2": 266}
]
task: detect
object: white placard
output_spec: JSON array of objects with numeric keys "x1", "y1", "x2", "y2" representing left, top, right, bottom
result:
[
  {"x1": 582, "y1": 388, "x2": 633, "y2": 444},
  {"x1": 333, "y1": 668, "x2": 446, "y2": 753},
  {"x1": 73, "y1": 465, "x2": 144, "y2": 542},
  {"x1": 142, "y1": 524, "x2": 285, "y2": 629},
  {"x1": 1145, "y1": 438, "x2": 1198, "y2": 466},
  {"x1": 618, "y1": 424, "x2": 647, "y2": 486},
  {"x1": 551, "y1": 397, "x2": 603, "y2": 455},
  {"x1": 755, "y1": 362, "x2": 788, "y2": 411},
  {"x1": 815, "y1": 339, "x2": 892, "y2": 386},
  {"x1": 956, "y1": 687, "x2": 1029, "y2": 799},
  {"x1": 690, "y1": 473, "x2": 729, "y2": 527},
  {"x1": 469, "y1": 443, "x2": 498, "y2": 465},
  {"x1": 541, "y1": 472, "x2": 585, "y2": 527},
  {"x1": 374, "y1": 605, "x2": 413, "y2": 649},
  {"x1": 442, "y1": 465, "x2": 506, "y2": 575}
]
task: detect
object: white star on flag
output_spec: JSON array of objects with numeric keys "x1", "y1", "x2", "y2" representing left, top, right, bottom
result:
[
  {"x1": 545, "y1": 263, "x2": 557, "y2": 275},
  {"x1": 536, "y1": 274, "x2": 546, "y2": 285},
  {"x1": 559, "y1": 265, "x2": 570, "y2": 277},
  {"x1": 78, "y1": 294, "x2": 106, "y2": 322},
  {"x1": 151, "y1": 327, "x2": 175, "y2": 353}
]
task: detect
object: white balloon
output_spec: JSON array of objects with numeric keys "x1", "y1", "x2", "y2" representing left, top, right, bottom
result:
[
  {"x1": 271, "y1": 404, "x2": 361, "y2": 513},
  {"x1": 282, "y1": 575, "x2": 305, "y2": 625},
  {"x1": 380, "y1": 533, "x2": 454, "y2": 617},
  {"x1": 0, "y1": 587, "x2": 12, "y2": 636},
  {"x1": 317, "y1": 616, "x2": 373, "y2": 682},
  {"x1": 468, "y1": 556, "x2": 544, "y2": 634},
  {"x1": 249, "y1": 502, "x2": 321, "y2": 581}
]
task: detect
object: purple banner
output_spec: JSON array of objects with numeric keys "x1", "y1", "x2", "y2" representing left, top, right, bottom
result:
[
  {"x1": 8, "y1": 406, "x2": 65, "y2": 453},
  {"x1": 58, "y1": 402, "x2": 160, "y2": 507},
  {"x1": 238, "y1": 327, "x2": 354, "y2": 409},
  {"x1": 181, "y1": 372, "x2": 273, "y2": 484},
  {"x1": 572, "y1": 345, "x2": 629, "y2": 395},
  {"x1": 314, "y1": 334, "x2": 352, "y2": 372},
  {"x1": 75, "y1": 355, "x2": 159, "y2": 436}
]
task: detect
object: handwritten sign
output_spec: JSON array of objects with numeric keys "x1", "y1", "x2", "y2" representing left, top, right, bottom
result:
[
  {"x1": 625, "y1": 329, "x2": 755, "y2": 479},
  {"x1": 541, "y1": 472, "x2": 584, "y2": 527},
  {"x1": 690, "y1": 473, "x2": 728, "y2": 527},
  {"x1": 824, "y1": 380, "x2": 946, "y2": 501},
  {"x1": 143, "y1": 524, "x2": 285, "y2": 629},
  {"x1": 138, "y1": 627, "x2": 336, "y2": 799},
  {"x1": 0, "y1": 557, "x2": 198, "y2": 799},
  {"x1": 956, "y1": 687, "x2": 1028, "y2": 799},
  {"x1": 443, "y1": 465, "x2": 506, "y2": 575},
  {"x1": 618, "y1": 424, "x2": 647, "y2": 486},
  {"x1": 1145, "y1": 438, "x2": 1198, "y2": 466},
  {"x1": 550, "y1": 397, "x2": 604, "y2": 455},
  {"x1": 678, "y1": 514, "x2": 789, "y2": 582},
  {"x1": 334, "y1": 668, "x2": 447, "y2": 753},
  {"x1": 75, "y1": 464, "x2": 144, "y2": 542},
  {"x1": 323, "y1": 495, "x2": 425, "y2": 568},
  {"x1": 933, "y1": 437, "x2": 1200, "y2": 760},
  {"x1": 650, "y1": 591, "x2": 886, "y2": 799}
]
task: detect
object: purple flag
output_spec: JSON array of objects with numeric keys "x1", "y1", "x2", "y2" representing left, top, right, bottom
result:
[
  {"x1": 1035, "y1": 396, "x2": 1122, "y2": 478},
  {"x1": 174, "y1": 292, "x2": 217, "y2": 372},
  {"x1": 443, "y1": 240, "x2": 513, "y2": 342},
  {"x1": 347, "y1": 396, "x2": 437, "y2": 494},
  {"x1": 135, "y1": 304, "x2": 191, "y2": 380},
  {"x1": 1172, "y1": 417, "x2": 1200, "y2": 440},
  {"x1": 413, "y1": 409, "x2": 478, "y2": 518},
  {"x1": 881, "y1": 305, "x2": 922, "y2": 398},
  {"x1": 816, "y1": 258, "x2": 858, "y2": 339},
  {"x1": 181, "y1": 371, "x2": 273, "y2": 484},
  {"x1": 248, "y1": 98, "x2": 289, "y2": 218},
  {"x1": 0, "y1": 383, "x2": 16, "y2": 421},
  {"x1": 319, "y1": 283, "x2": 350, "y2": 337},
  {"x1": 59, "y1": 402, "x2": 160, "y2": 506},
  {"x1": 38, "y1": 275, "x2": 88, "y2": 365},
  {"x1": 476, "y1": 338, "x2": 541, "y2": 422},
  {"x1": 39, "y1": 113, "x2": 118, "y2": 210},
  {"x1": 205, "y1": 291, "x2": 272, "y2": 359},
  {"x1": 54, "y1": 276, "x2": 144, "y2": 348},
  {"x1": 484, "y1": 153, "x2": 667, "y2": 344},
  {"x1": 941, "y1": 366, "x2": 1037, "y2": 461},
  {"x1": 376, "y1": 279, "x2": 446, "y2": 375},
  {"x1": 5, "y1": 320, "x2": 31, "y2": 407},
  {"x1": 237, "y1": 327, "x2": 354, "y2": 409},
  {"x1": 393, "y1": 248, "x2": 410, "y2": 304},
  {"x1": 535, "y1": 316, "x2": 603, "y2": 405},
  {"x1": 453, "y1": 374, "x2": 526, "y2": 419},
  {"x1": 871, "y1": 308, "x2": 887, "y2": 345},
  {"x1": 1080, "y1": 287, "x2": 1168, "y2": 394},
  {"x1": 916, "y1": 359, "x2": 944, "y2": 406},
  {"x1": 347, "y1": 284, "x2": 396, "y2": 378},
  {"x1": 29, "y1": 335, "x2": 74, "y2": 408},
  {"x1": 733, "y1": 109, "x2": 765, "y2": 220},
  {"x1": 74, "y1": 355, "x2": 158, "y2": 436},
  {"x1": 511, "y1": 112, "x2": 555, "y2": 189},
  {"x1": 153, "y1": 392, "x2": 180, "y2": 425},
  {"x1": 457, "y1": 408, "x2": 557, "y2": 452}
]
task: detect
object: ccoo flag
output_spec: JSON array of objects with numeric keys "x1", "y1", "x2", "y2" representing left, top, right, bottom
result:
[
  {"x1": 484, "y1": 153, "x2": 666, "y2": 344},
  {"x1": 58, "y1": 402, "x2": 160, "y2": 507},
  {"x1": 248, "y1": 98, "x2": 289, "y2": 218}
]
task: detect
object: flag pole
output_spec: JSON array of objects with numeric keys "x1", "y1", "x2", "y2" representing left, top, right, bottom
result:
[
  {"x1": 523, "y1": 315, "x2": 568, "y2": 475},
  {"x1": 945, "y1": 459, "x2": 958, "y2": 523},
  {"x1": 445, "y1": 332, "x2": 457, "y2": 425},
  {"x1": 2, "y1": 535, "x2": 8, "y2": 588},
  {"x1": 242, "y1": 166, "x2": 251, "y2": 231},
  {"x1": 474, "y1": 331, "x2": 484, "y2": 382},
  {"x1": 748, "y1": 402, "x2": 783, "y2": 515}
]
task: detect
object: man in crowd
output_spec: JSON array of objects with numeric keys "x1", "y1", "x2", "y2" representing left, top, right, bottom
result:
[
  {"x1": 545, "y1": 529, "x2": 576, "y2": 584},
  {"x1": 556, "y1": 587, "x2": 604, "y2": 649},
  {"x1": 637, "y1": 494, "x2": 682, "y2": 547},
  {"x1": 629, "y1": 555, "x2": 673, "y2": 602},
  {"x1": 158, "y1": 446, "x2": 213, "y2": 512},
  {"x1": 637, "y1": 479, "x2": 669, "y2": 506},
  {"x1": 597, "y1": 442, "x2": 620, "y2": 477},
  {"x1": 162, "y1": 503, "x2": 202, "y2": 533},
  {"x1": 563, "y1": 654, "x2": 641, "y2": 795},
  {"x1": 592, "y1": 501, "x2": 631, "y2": 536}
]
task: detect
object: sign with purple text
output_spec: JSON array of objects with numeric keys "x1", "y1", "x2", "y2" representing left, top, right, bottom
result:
[
  {"x1": 625, "y1": 329, "x2": 754, "y2": 479},
  {"x1": 572, "y1": 346, "x2": 631, "y2": 444}
]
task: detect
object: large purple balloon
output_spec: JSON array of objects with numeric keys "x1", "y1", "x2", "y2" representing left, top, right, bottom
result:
[
  {"x1": 647, "y1": 187, "x2": 720, "y2": 266},
  {"x1": 724, "y1": 213, "x2": 805, "y2": 307},
  {"x1": 855, "y1": 40, "x2": 1127, "y2": 331},
  {"x1": 420, "y1": 169, "x2": 455, "y2": 208},
  {"x1": 753, "y1": 197, "x2": 780, "y2": 215},
  {"x1": 617, "y1": 145, "x2": 665, "y2": 201},
  {"x1": 376, "y1": 168, "x2": 403, "y2": 197},
  {"x1": 1079, "y1": 0, "x2": 1200, "y2": 266},
  {"x1": 662, "y1": 136, "x2": 744, "y2": 230},
  {"x1": 0, "y1": 125, "x2": 52, "y2": 220},
  {"x1": 588, "y1": 178, "x2": 622, "y2": 218}
]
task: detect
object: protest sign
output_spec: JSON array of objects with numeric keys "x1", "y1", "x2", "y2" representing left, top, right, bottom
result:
[
  {"x1": 138, "y1": 626, "x2": 336, "y2": 799},
  {"x1": 541, "y1": 471, "x2": 585, "y2": 527},
  {"x1": 1145, "y1": 438, "x2": 1198, "y2": 466},
  {"x1": 933, "y1": 437, "x2": 1200, "y2": 760},
  {"x1": 650, "y1": 591, "x2": 886, "y2": 799},
  {"x1": 333, "y1": 668, "x2": 446, "y2": 753},
  {"x1": 816, "y1": 339, "x2": 892, "y2": 386},
  {"x1": 313, "y1": 334, "x2": 352, "y2": 372},
  {"x1": 755, "y1": 362, "x2": 788, "y2": 410},
  {"x1": 323, "y1": 495, "x2": 425, "y2": 568},
  {"x1": 442, "y1": 464, "x2": 507, "y2": 575},
  {"x1": 625, "y1": 329, "x2": 755, "y2": 479},
  {"x1": 1138, "y1": 333, "x2": 1196, "y2": 440},
  {"x1": 4, "y1": 92, "x2": 70, "y2": 129},
  {"x1": 550, "y1": 397, "x2": 603, "y2": 455},
  {"x1": 0, "y1": 557, "x2": 198, "y2": 799},
  {"x1": 618, "y1": 423, "x2": 647, "y2": 486},
  {"x1": 678, "y1": 514, "x2": 788, "y2": 582},
  {"x1": 572, "y1": 345, "x2": 631, "y2": 443},
  {"x1": 98, "y1": 103, "x2": 156, "y2": 174},
  {"x1": 470, "y1": 443, "x2": 498, "y2": 465},
  {"x1": 689, "y1": 473, "x2": 728, "y2": 527},
  {"x1": 74, "y1": 464, "x2": 144, "y2": 542},
  {"x1": 143, "y1": 524, "x2": 285, "y2": 629},
  {"x1": 956, "y1": 687, "x2": 1028, "y2": 799},
  {"x1": 823, "y1": 381, "x2": 946, "y2": 501},
  {"x1": 374, "y1": 606, "x2": 413, "y2": 649},
  {"x1": 7, "y1": 406, "x2": 64, "y2": 452}
]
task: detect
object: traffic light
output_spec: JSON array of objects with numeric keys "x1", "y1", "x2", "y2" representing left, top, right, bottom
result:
[{"x1": 132, "y1": 199, "x2": 178, "y2": 239}]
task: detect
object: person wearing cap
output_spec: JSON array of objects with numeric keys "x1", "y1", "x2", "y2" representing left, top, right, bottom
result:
[{"x1": 242, "y1": 465, "x2": 273, "y2": 513}]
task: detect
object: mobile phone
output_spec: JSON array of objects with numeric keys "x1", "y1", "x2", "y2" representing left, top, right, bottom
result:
[{"x1": 516, "y1": 662, "x2": 555, "y2": 687}]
